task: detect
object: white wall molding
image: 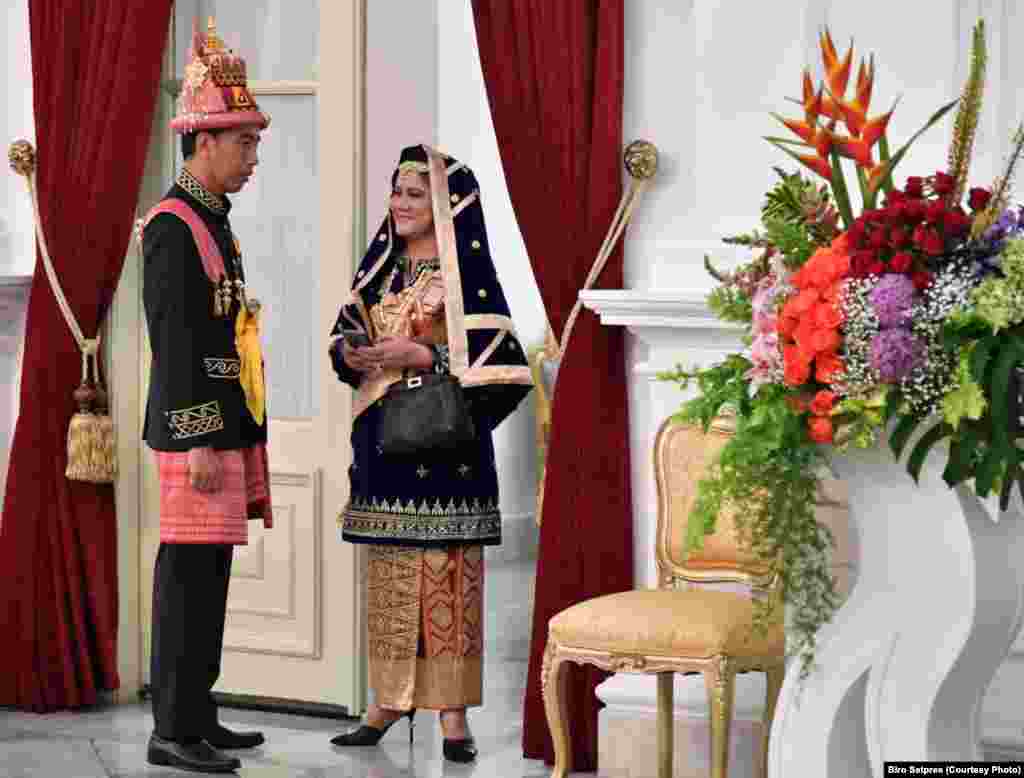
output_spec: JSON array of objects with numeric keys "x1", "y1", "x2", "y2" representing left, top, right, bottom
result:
[{"x1": 0, "y1": 275, "x2": 31, "y2": 511}]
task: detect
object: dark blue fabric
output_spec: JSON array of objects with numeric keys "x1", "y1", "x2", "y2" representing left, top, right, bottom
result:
[{"x1": 330, "y1": 146, "x2": 532, "y2": 548}]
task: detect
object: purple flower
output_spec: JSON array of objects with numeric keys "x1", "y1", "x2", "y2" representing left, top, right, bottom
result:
[
  {"x1": 869, "y1": 274, "x2": 916, "y2": 329},
  {"x1": 982, "y1": 206, "x2": 1024, "y2": 245},
  {"x1": 870, "y1": 328, "x2": 923, "y2": 383}
]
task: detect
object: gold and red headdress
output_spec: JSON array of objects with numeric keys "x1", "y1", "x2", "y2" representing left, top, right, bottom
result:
[{"x1": 171, "y1": 17, "x2": 270, "y2": 135}]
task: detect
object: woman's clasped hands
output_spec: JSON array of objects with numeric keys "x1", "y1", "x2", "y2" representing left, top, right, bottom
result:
[{"x1": 339, "y1": 335, "x2": 434, "y2": 374}]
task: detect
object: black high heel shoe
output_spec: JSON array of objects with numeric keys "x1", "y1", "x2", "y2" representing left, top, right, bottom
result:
[
  {"x1": 439, "y1": 710, "x2": 477, "y2": 763},
  {"x1": 442, "y1": 737, "x2": 478, "y2": 763},
  {"x1": 330, "y1": 708, "x2": 417, "y2": 747}
]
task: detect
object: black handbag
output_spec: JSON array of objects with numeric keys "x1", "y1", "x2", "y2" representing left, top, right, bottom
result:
[{"x1": 378, "y1": 373, "x2": 477, "y2": 455}]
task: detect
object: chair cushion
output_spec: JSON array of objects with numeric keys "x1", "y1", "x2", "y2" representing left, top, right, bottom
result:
[{"x1": 549, "y1": 589, "x2": 783, "y2": 659}]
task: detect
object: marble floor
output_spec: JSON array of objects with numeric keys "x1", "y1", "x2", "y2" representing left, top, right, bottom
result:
[{"x1": 0, "y1": 557, "x2": 606, "y2": 777}]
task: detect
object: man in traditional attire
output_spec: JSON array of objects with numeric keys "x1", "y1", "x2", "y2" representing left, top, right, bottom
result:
[{"x1": 141, "y1": 18, "x2": 272, "y2": 774}]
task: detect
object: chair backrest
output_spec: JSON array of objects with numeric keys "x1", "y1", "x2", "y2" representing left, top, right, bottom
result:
[
  {"x1": 653, "y1": 415, "x2": 850, "y2": 593},
  {"x1": 653, "y1": 416, "x2": 774, "y2": 590}
]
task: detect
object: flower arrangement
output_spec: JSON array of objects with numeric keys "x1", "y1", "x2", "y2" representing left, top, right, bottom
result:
[{"x1": 662, "y1": 20, "x2": 1024, "y2": 677}]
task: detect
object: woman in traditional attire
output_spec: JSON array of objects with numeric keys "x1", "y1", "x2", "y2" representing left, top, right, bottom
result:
[{"x1": 327, "y1": 145, "x2": 533, "y2": 762}]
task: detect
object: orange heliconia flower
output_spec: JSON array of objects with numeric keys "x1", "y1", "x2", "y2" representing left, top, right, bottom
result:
[
  {"x1": 819, "y1": 28, "x2": 853, "y2": 114},
  {"x1": 773, "y1": 28, "x2": 895, "y2": 189}
]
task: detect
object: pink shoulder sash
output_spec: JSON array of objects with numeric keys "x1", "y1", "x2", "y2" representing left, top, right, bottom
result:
[{"x1": 144, "y1": 199, "x2": 227, "y2": 283}]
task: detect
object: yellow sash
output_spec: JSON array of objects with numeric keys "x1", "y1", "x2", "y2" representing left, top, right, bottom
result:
[{"x1": 235, "y1": 305, "x2": 266, "y2": 425}]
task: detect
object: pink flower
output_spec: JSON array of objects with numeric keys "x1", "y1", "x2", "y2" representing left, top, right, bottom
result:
[
  {"x1": 755, "y1": 313, "x2": 778, "y2": 335},
  {"x1": 751, "y1": 331, "x2": 780, "y2": 366}
]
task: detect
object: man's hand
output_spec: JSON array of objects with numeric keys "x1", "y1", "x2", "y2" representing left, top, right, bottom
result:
[{"x1": 188, "y1": 446, "x2": 223, "y2": 493}]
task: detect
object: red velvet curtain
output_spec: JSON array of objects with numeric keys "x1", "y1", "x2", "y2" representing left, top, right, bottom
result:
[
  {"x1": 0, "y1": 0, "x2": 172, "y2": 711},
  {"x1": 471, "y1": 1, "x2": 632, "y2": 770}
]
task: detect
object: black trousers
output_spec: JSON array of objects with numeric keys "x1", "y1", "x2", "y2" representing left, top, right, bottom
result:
[{"x1": 151, "y1": 543, "x2": 233, "y2": 741}]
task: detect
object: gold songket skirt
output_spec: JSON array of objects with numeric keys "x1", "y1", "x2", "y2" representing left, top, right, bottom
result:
[{"x1": 367, "y1": 544, "x2": 484, "y2": 710}]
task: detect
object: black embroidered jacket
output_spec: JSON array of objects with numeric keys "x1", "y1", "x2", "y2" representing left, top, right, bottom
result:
[{"x1": 141, "y1": 182, "x2": 267, "y2": 451}]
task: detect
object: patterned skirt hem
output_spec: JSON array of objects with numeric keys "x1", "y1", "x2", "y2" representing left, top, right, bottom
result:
[{"x1": 342, "y1": 532, "x2": 500, "y2": 548}]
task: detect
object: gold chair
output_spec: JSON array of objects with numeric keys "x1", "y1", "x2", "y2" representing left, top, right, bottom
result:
[{"x1": 542, "y1": 416, "x2": 816, "y2": 778}]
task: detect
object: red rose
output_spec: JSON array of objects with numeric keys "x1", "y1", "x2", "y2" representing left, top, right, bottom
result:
[
  {"x1": 810, "y1": 389, "x2": 837, "y2": 416},
  {"x1": 943, "y1": 209, "x2": 970, "y2": 236},
  {"x1": 848, "y1": 221, "x2": 867, "y2": 248},
  {"x1": 851, "y1": 250, "x2": 876, "y2": 276},
  {"x1": 868, "y1": 260, "x2": 886, "y2": 275},
  {"x1": 889, "y1": 226, "x2": 909, "y2": 248},
  {"x1": 889, "y1": 252, "x2": 913, "y2": 273},
  {"x1": 968, "y1": 187, "x2": 992, "y2": 211},
  {"x1": 922, "y1": 228, "x2": 944, "y2": 256},
  {"x1": 905, "y1": 177, "x2": 924, "y2": 198},
  {"x1": 868, "y1": 229, "x2": 888, "y2": 249},
  {"x1": 925, "y1": 200, "x2": 946, "y2": 224},
  {"x1": 931, "y1": 171, "x2": 955, "y2": 196},
  {"x1": 912, "y1": 223, "x2": 930, "y2": 249},
  {"x1": 905, "y1": 199, "x2": 927, "y2": 221},
  {"x1": 808, "y1": 415, "x2": 834, "y2": 444},
  {"x1": 865, "y1": 209, "x2": 886, "y2": 225},
  {"x1": 911, "y1": 271, "x2": 933, "y2": 291},
  {"x1": 886, "y1": 190, "x2": 907, "y2": 205},
  {"x1": 884, "y1": 201, "x2": 906, "y2": 223}
]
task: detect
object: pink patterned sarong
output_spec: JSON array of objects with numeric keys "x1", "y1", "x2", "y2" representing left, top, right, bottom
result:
[{"x1": 155, "y1": 445, "x2": 273, "y2": 544}]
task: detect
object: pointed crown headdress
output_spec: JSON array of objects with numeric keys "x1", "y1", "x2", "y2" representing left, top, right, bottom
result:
[{"x1": 171, "y1": 17, "x2": 271, "y2": 135}]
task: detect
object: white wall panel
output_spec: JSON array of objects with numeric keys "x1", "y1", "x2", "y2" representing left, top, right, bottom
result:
[
  {"x1": 174, "y1": 0, "x2": 319, "y2": 82},
  {"x1": 1, "y1": 2, "x2": 34, "y2": 276},
  {"x1": 227, "y1": 93, "x2": 319, "y2": 420}
]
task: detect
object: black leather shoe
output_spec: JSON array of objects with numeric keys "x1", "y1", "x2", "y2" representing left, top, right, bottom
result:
[
  {"x1": 330, "y1": 708, "x2": 417, "y2": 747},
  {"x1": 147, "y1": 734, "x2": 240, "y2": 773},
  {"x1": 442, "y1": 737, "x2": 478, "y2": 763},
  {"x1": 204, "y1": 724, "x2": 265, "y2": 749}
]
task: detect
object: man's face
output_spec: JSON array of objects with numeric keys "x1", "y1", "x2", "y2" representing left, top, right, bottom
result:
[{"x1": 202, "y1": 126, "x2": 261, "y2": 194}]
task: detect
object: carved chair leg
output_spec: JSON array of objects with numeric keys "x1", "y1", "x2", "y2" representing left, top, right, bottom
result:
[
  {"x1": 704, "y1": 656, "x2": 736, "y2": 778},
  {"x1": 656, "y1": 671, "x2": 674, "y2": 778},
  {"x1": 760, "y1": 665, "x2": 785, "y2": 778},
  {"x1": 542, "y1": 641, "x2": 572, "y2": 778}
]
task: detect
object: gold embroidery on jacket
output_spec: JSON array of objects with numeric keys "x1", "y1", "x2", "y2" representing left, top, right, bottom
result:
[
  {"x1": 204, "y1": 357, "x2": 241, "y2": 379},
  {"x1": 167, "y1": 400, "x2": 224, "y2": 440}
]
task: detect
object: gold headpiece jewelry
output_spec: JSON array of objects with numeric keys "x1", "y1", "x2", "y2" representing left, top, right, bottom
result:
[{"x1": 397, "y1": 161, "x2": 430, "y2": 176}]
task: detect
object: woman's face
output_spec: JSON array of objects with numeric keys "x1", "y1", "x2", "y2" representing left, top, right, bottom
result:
[{"x1": 390, "y1": 171, "x2": 434, "y2": 240}]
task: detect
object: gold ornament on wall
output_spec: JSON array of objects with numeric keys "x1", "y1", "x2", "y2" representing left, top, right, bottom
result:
[
  {"x1": 8, "y1": 139, "x2": 36, "y2": 178},
  {"x1": 624, "y1": 139, "x2": 658, "y2": 181}
]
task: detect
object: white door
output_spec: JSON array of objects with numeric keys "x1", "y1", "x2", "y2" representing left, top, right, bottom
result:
[{"x1": 130, "y1": 0, "x2": 367, "y2": 713}]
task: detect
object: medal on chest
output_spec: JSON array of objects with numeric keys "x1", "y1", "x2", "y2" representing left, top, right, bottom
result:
[{"x1": 211, "y1": 234, "x2": 260, "y2": 317}]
